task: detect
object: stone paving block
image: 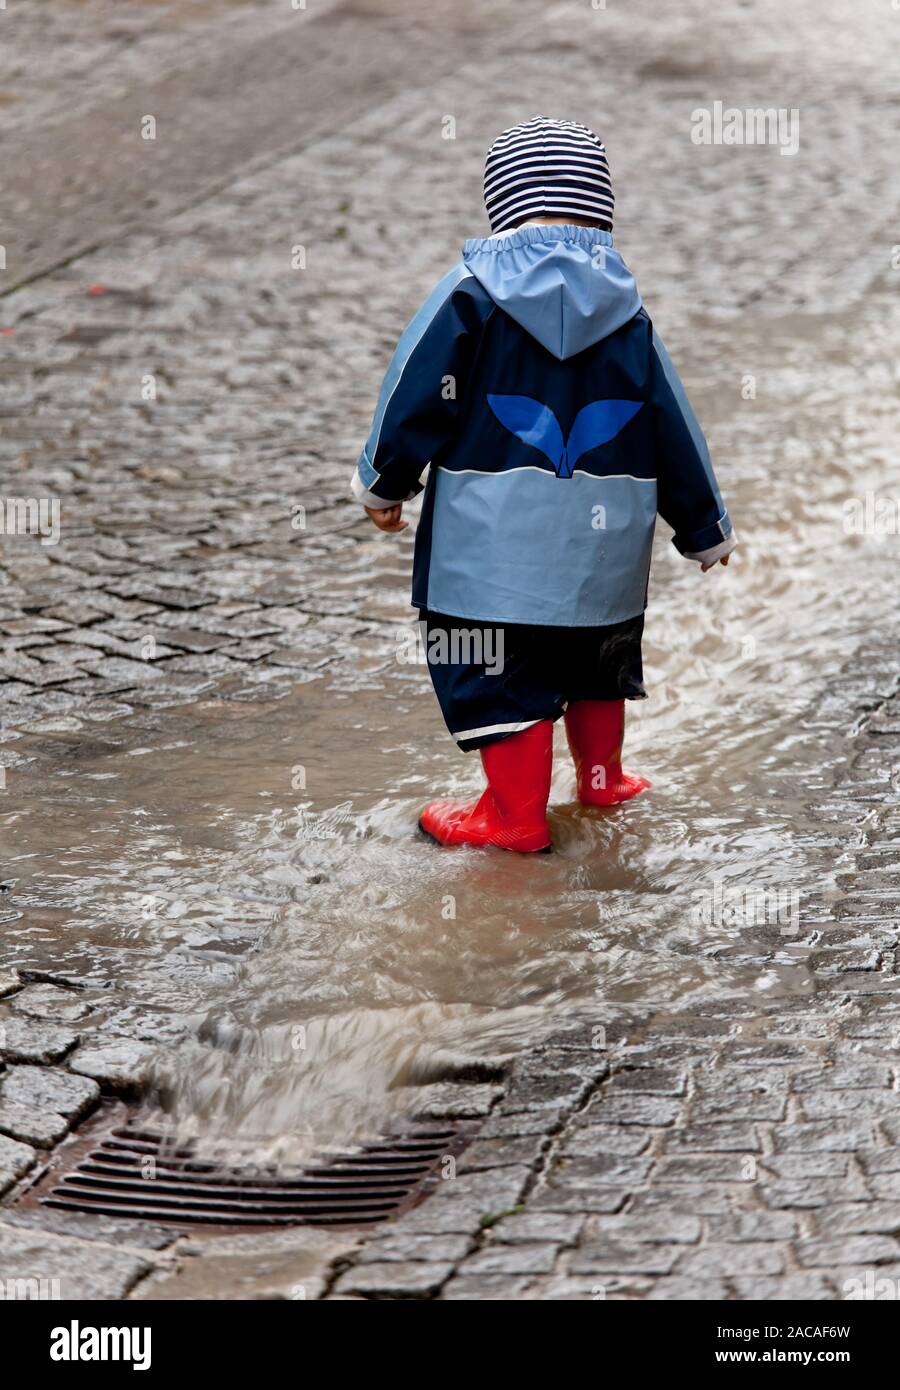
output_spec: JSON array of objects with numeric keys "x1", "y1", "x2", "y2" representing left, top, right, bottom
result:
[
  {"x1": 0, "y1": 1224, "x2": 151, "y2": 1300},
  {"x1": 730, "y1": 1274, "x2": 834, "y2": 1300},
  {"x1": 814, "y1": 1201, "x2": 900, "y2": 1237},
  {"x1": 529, "y1": 1041, "x2": 614, "y2": 1068},
  {"x1": 694, "y1": 1067, "x2": 789, "y2": 1096},
  {"x1": 350, "y1": 1201, "x2": 474, "y2": 1240},
  {"x1": 693, "y1": 1090, "x2": 787, "y2": 1122},
  {"x1": 766, "y1": 1016, "x2": 831, "y2": 1039},
  {"x1": 0, "y1": 1207, "x2": 176, "y2": 1251},
  {"x1": 0, "y1": 656, "x2": 71, "y2": 688},
  {"x1": 107, "y1": 585, "x2": 214, "y2": 612},
  {"x1": 0, "y1": 1099, "x2": 70, "y2": 1149},
  {"x1": 796, "y1": 1234, "x2": 900, "y2": 1268},
  {"x1": 628, "y1": 1188, "x2": 740, "y2": 1216},
  {"x1": 458, "y1": 1241, "x2": 559, "y2": 1277},
  {"x1": 859, "y1": 1148, "x2": 900, "y2": 1175},
  {"x1": 560, "y1": 1124, "x2": 653, "y2": 1158},
  {"x1": 762, "y1": 1153, "x2": 850, "y2": 1179},
  {"x1": 332, "y1": 1260, "x2": 454, "y2": 1299},
  {"x1": 10, "y1": 984, "x2": 93, "y2": 1022},
  {"x1": 440, "y1": 1273, "x2": 535, "y2": 1300},
  {"x1": 380, "y1": 1165, "x2": 532, "y2": 1236},
  {"x1": 133, "y1": 626, "x2": 234, "y2": 653},
  {"x1": 653, "y1": 1155, "x2": 755, "y2": 1183},
  {"x1": 869, "y1": 1174, "x2": 900, "y2": 1201},
  {"x1": 480, "y1": 1109, "x2": 565, "y2": 1139},
  {"x1": 793, "y1": 1063, "x2": 894, "y2": 1090},
  {"x1": 676, "y1": 1242, "x2": 785, "y2": 1277},
  {"x1": 0, "y1": 1015, "x2": 78, "y2": 1065},
  {"x1": 761, "y1": 1181, "x2": 868, "y2": 1211},
  {"x1": 502, "y1": 1064, "x2": 605, "y2": 1114},
  {"x1": 490, "y1": 1211, "x2": 585, "y2": 1246},
  {"x1": 530, "y1": 1186, "x2": 630, "y2": 1216},
  {"x1": 584, "y1": 1212, "x2": 702, "y2": 1245},
  {"x1": 457, "y1": 1134, "x2": 549, "y2": 1172},
  {"x1": 814, "y1": 947, "x2": 883, "y2": 974},
  {"x1": 706, "y1": 1211, "x2": 800, "y2": 1242},
  {"x1": 773, "y1": 1120, "x2": 878, "y2": 1152},
  {"x1": 518, "y1": 1275, "x2": 612, "y2": 1300},
  {"x1": 720, "y1": 1042, "x2": 824, "y2": 1067},
  {"x1": 568, "y1": 1242, "x2": 681, "y2": 1277},
  {"x1": 607, "y1": 1067, "x2": 687, "y2": 1096},
  {"x1": 0, "y1": 1133, "x2": 37, "y2": 1195},
  {"x1": 83, "y1": 656, "x2": 165, "y2": 689},
  {"x1": 584, "y1": 1094, "x2": 682, "y2": 1127},
  {"x1": 801, "y1": 1088, "x2": 896, "y2": 1119},
  {"x1": 356, "y1": 1233, "x2": 474, "y2": 1265},
  {"x1": 662, "y1": 1122, "x2": 760, "y2": 1152},
  {"x1": 67, "y1": 1037, "x2": 157, "y2": 1092},
  {"x1": 646, "y1": 1277, "x2": 729, "y2": 1300},
  {"x1": 0, "y1": 1064, "x2": 100, "y2": 1120},
  {"x1": 549, "y1": 1154, "x2": 654, "y2": 1186}
]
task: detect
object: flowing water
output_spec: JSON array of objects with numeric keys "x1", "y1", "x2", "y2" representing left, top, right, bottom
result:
[{"x1": 3, "y1": 282, "x2": 897, "y2": 1166}]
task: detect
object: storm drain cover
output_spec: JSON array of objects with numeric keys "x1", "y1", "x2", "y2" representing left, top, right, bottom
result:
[{"x1": 33, "y1": 1118, "x2": 476, "y2": 1229}]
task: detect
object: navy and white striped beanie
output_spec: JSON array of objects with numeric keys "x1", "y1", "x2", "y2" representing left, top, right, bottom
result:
[{"x1": 483, "y1": 116, "x2": 614, "y2": 235}]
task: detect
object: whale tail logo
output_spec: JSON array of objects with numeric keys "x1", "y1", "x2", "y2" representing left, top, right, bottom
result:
[{"x1": 486, "y1": 395, "x2": 643, "y2": 478}]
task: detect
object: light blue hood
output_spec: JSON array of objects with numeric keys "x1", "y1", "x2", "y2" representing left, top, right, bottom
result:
[{"x1": 462, "y1": 225, "x2": 641, "y2": 361}]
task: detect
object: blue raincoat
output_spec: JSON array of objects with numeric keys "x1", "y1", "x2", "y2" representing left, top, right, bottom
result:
[{"x1": 352, "y1": 225, "x2": 735, "y2": 627}]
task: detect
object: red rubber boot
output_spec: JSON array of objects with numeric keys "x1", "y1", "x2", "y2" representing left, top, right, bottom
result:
[
  {"x1": 565, "y1": 699, "x2": 650, "y2": 807},
  {"x1": 419, "y1": 720, "x2": 553, "y2": 852}
]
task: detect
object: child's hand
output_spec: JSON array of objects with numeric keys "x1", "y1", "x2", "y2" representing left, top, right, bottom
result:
[
  {"x1": 365, "y1": 504, "x2": 408, "y2": 533},
  {"x1": 701, "y1": 553, "x2": 731, "y2": 573}
]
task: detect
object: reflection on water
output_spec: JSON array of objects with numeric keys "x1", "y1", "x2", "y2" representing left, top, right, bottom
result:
[{"x1": 2, "y1": 301, "x2": 897, "y2": 1162}]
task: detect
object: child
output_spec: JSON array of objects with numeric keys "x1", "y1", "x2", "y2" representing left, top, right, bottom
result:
[{"x1": 351, "y1": 116, "x2": 736, "y2": 853}]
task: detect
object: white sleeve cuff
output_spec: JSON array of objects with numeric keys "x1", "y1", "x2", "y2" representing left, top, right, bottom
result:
[
  {"x1": 350, "y1": 468, "x2": 407, "y2": 510},
  {"x1": 684, "y1": 532, "x2": 738, "y2": 566}
]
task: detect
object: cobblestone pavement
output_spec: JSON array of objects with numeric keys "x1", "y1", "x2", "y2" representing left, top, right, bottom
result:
[
  {"x1": 327, "y1": 666, "x2": 900, "y2": 1300},
  {"x1": 1, "y1": 0, "x2": 898, "y2": 1298},
  {"x1": 5, "y1": 647, "x2": 897, "y2": 1300}
]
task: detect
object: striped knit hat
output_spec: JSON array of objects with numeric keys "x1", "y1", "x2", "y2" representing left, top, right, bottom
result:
[{"x1": 483, "y1": 116, "x2": 614, "y2": 235}]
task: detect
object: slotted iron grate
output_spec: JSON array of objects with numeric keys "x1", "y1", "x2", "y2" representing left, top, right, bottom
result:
[{"x1": 31, "y1": 1118, "x2": 474, "y2": 1229}]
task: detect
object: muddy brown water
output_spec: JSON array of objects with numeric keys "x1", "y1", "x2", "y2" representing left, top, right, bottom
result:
[{"x1": 3, "y1": 292, "x2": 898, "y2": 1166}]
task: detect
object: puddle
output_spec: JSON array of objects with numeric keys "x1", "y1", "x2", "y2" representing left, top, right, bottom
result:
[{"x1": 2, "y1": 297, "x2": 897, "y2": 1165}]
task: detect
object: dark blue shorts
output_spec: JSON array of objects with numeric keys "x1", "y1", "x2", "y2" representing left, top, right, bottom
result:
[{"x1": 420, "y1": 608, "x2": 646, "y2": 751}]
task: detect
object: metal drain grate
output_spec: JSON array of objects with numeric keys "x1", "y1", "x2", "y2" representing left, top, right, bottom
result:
[{"x1": 35, "y1": 1119, "x2": 473, "y2": 1229}]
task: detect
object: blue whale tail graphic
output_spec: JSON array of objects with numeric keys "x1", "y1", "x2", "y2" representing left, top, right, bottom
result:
[{"x1": 487, "y1": 394, "x2": 642, "y2": 477}]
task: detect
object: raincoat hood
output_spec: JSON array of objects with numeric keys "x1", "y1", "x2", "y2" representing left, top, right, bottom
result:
[{"x1": 462, "y1": 225, "x2": 641, "y2": 362}]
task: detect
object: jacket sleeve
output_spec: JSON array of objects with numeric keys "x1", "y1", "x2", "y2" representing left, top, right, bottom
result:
[
  {"x1": 351, "y1": 266, "x2": 487, "y2": 509},
  {"x1": 650, "y1": 327, "x2": 737, "y2": 565}
]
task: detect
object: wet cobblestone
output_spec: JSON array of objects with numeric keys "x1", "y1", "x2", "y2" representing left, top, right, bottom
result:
[
  {"x1": 324, "y1": 678, "x2": 900, "y2": 1299},
  {"x1": 0, "y1": 0, "x2": 898, "y2": 1301}
]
